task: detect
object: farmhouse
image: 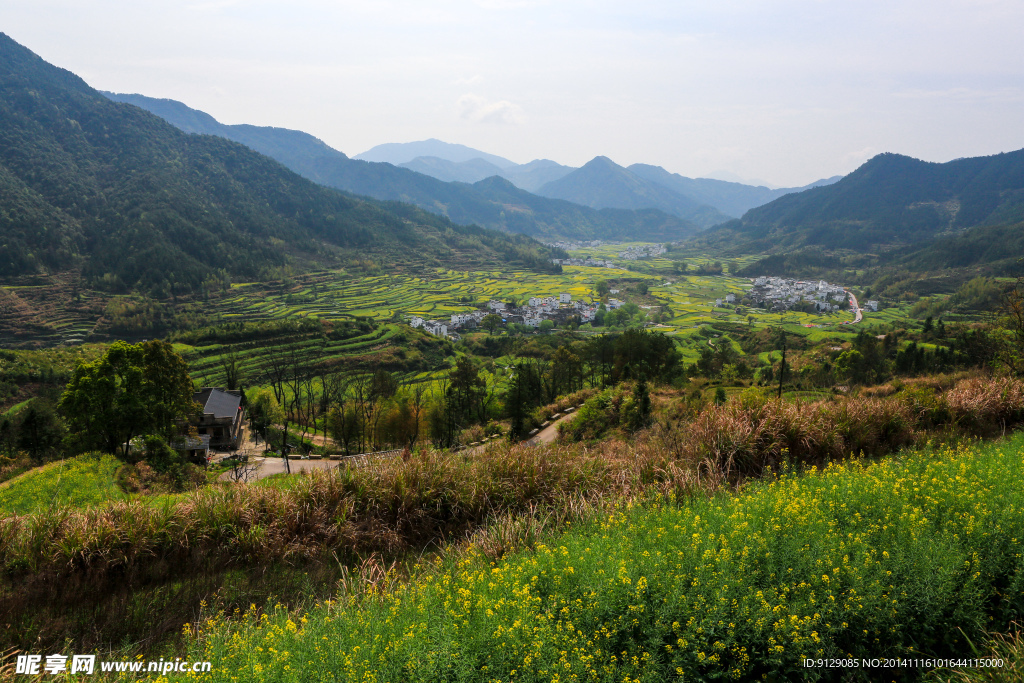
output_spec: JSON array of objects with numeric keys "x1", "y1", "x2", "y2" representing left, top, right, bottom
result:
[
  {"x1": 171, "y1": 434, "x2": 211, "y2": 464},
  {"x1": 192, "y1": 387, "x2": 245, "y2": 450}
]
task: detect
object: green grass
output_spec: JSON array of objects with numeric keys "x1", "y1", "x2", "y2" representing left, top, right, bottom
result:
[
  {"x1": 172, "y1": 433, "x2": 1024, "y2": 682},
  {"x1": 2, "y1": 399, "x2": 31, "y2": 417},
  {"x1": 0, "y1": 453, "x2": 126, "y2": 514}
]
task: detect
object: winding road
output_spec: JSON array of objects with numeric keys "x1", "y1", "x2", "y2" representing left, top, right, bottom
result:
[{"x1": 844, "y1": 289, "x2": 863, "y2": 324}]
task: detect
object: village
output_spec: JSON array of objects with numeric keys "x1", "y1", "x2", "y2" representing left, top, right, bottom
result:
[
  {"x1": 618, "y1": 244, "x2": 667, "y2": 260},
  {"x1": 544, "y1": 239, "x2": 618, "y2": 252},
  {"x1": 743, "y1": 276, "x2": 877, "y2": 313},
  {"x1": 410, "y1": 292, "x2": 624, "y2": 338},
  {"x1": 549, "y1": 255, "x2": 618, "y2": 268}
]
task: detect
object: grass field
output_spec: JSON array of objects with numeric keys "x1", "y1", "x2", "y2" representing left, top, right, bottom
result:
[
  {"x1": 0, "y1": 453, "x2": 125, "y2": 515},
  {"x1": 169, "y1": 433, "x2": 1024, "y2": 682}
]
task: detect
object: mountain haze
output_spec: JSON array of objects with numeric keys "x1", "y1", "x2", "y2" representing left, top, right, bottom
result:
[
  {"x1": 399, "y1": 156, "x2": 507, "y2": 184},
  {"x1": 536, "y1": 156, "x2": 732, "y2": 229},
  {"x1": 627, "y1": 164, "x2": 842, "y2": 218},
  {"x1": 104, "y1": 93, "x2": 702, "y2": 242},
  {"x1": 398, "y1": 156, "x2": 575, "y2": 192},
  {"x1": 355, "y1": 139, "x2": 516, "y2": 168}
]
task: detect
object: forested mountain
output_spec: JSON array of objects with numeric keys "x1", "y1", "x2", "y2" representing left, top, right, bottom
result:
[
  {"x1": 0, "y1": 33, "x2": 559, "y2": 295},
  {"x1": 399, "y1": 156, "x2": 507, "y2": 184},
  {"x1": 627, "y1": 164, "x2": 841, "y2": 218},
  {"x1": 535, "y1": 156, "x2": 732, "y2": 229},
  {"x1": 103, "y1": 93, "x2": 701, "y2": 242},
  {"x1": 397, "y1": 156, "x2": 574, "y2": 192},
  {"x1": 697, "y1": 150, "x2": 1024, "y2": 257}
]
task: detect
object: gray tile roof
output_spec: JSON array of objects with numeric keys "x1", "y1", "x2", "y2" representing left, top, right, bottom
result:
[{"x1": 194, "y1": 388, "x2": 242, "y2": 419}]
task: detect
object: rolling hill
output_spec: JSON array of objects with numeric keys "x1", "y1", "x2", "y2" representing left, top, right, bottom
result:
[
  {"x1": 627, "y1": 164, "x2": 842, "y2": 219},
  {"x1": 535, "y1": 156, "x2": 732, "y2": 228},
  {"x1": 0, "y1": 33, "x2": 560, "y2": 295},
  {"x1": 697, "y1": 150, "x2": 1024, "y2": 260},
  {"x1": 398, "y1": 156, "x2": 575, "y2": 192},
  {"x1": 103, "y1": 93, "x2": 702, "y2": 242}
]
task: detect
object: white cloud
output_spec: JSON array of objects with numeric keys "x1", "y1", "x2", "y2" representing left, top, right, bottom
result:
[{"x1": 457, "y1": 94, "x2": 525, "y2": 124}]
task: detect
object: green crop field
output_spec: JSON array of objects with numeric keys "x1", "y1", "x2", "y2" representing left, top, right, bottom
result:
[
  {"x1": 0, "y1": 453, "x2": 126, "y2": 515},
  {"x1": 169, "y1": 433, "x2": 1024, "y2": 682}
]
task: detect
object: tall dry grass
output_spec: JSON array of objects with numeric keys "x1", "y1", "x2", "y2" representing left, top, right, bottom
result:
[
  {"x1": 2, "y1": 374, "x2": 1022, "y2": 653},
  {"x1": 654, "y1": 375, "x2": 1024, "y2": 481}
]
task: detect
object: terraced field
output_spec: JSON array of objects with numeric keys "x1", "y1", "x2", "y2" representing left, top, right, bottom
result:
[{"x1": 210, "y1": 266, "x2": 637, "y2": 325}]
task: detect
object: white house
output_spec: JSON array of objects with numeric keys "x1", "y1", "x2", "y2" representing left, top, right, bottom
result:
[
  {"x1": 423, "y1": 321, "x2": 448, "y2": 337},
  {"x1": 725, "y1": 293, "x2": 736, "y2": 304},
  {"x1": 608, "y1": 298, "x2": 624, "y2": 309},
  {"x1": 560, "y1": 293, "x2": 572, "y2": 303},
  {"x1": 866, "y1": 300, "x2": 879, "y2": 312},
  {"x1": 528, "y1": 297, "x2": 541, "y2": 307},
  {"x1": 410, "y1": 317, "x2": 424, "y2": 328},
  {"x1": 488, "y1": 300, "x2": 506, "y2": 311}
]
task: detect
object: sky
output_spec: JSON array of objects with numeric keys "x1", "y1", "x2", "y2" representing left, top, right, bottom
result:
[{"x1": 3, "y1": 0, "x2": 1023, "y2": 187}]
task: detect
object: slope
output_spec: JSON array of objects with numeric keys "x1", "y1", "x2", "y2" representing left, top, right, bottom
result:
[
  {"x1": 697, "y1": 150, "x2": 1024, "y2": 255},
  {"x1": 0, "y1": 33, "x2": 559, "y2": 296},
  {"x1": 399, "y1": 156, "x2": 507, "y2": 183},
  {"x1": 627, "y1": 163, "x2": 842, "y2": 218},
  {"x1": 536, "y1": 156, "x2": 731, "y2": 229},
  {"x1": 398, "y1": 156, "x2": 575, "y2": 192},
  {"x1": 103, "y1": 93, "x2": 701, "y2": 242},
  {"x1": 354, "y1": 138, "x2": 516, "y2": 168}
]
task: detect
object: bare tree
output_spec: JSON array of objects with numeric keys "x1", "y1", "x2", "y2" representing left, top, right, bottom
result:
[
  {"x1": 220, "y1": 346, "x2": 243, "y2": 390},
  {"x1": 228, "y1": 458, "x2": 261, "y2": 484}
]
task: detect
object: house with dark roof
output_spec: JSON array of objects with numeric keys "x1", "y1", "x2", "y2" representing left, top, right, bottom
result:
[
  {"x1": 192, "y1": 387, "x2": 245, "y2": 450},
  {"x1": 171, "y1": 434, "x2": 211, "y2": 463}
]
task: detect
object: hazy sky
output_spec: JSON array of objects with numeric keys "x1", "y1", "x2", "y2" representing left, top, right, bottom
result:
[{"x1": 3, "y1": 0, "x2": 1023, "y2": 186}]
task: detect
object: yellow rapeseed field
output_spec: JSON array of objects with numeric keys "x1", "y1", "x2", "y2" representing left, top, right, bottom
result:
[{"x1": 158, "y1": 436, "x2": 1024, "y2": 682}]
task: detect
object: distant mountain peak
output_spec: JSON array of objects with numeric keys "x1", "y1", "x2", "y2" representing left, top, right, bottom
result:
[{"x1": 354, "y1": 139, "x2": 516, "y2": 169}]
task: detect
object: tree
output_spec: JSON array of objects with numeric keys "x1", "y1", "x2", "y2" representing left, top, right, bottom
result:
[
  {"x1": 59, "y1": 341, "x2": 196, "y2": 458},
  {"x1": 539, "y1": 319, "x2": 555, "y2": 334},
  {"x1": 15, "y1": 400, "x2": 64, "y2": 463},
  {"x1": 594, "y1": 279, "x2": 610, "y2": 298},
  {"x1": 635, "y1": 281, "x2": 649, "y2": 296},
  {"x1": 482, "y1": 313, "x2": 503, "y2": 335},
  {"x1": 248, "y1": 388, "x2": 284, "y2": 448},
  {"x1": 220, "y1": 346, "x2": 242, "y2": 390}
]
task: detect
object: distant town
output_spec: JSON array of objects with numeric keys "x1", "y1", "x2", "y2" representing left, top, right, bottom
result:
[{"x1": 410, "y1": 293, "x2": 624, "y2": 339}]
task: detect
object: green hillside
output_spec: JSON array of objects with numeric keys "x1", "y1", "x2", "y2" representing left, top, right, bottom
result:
[
  {"x1": 698, "y1": 149, "x2": 1024, "y2": 258},
  {"x1": 536, "y1": 155, "x2": 731, "y2": 228},
  {"x1": 103, "y1": 93, "x2": 701, "y2": 243},
  {"x1": 0, "y1": 33, "x2": 559, "y2": 297}
]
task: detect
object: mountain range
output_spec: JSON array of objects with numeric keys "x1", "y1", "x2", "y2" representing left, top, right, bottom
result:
[
  {"x1": 703, "y1": 149, "x2": 1024, "y2": 273},
  {"x1": 360, "y1": 140, "x2": 841, "y2": 220},
  {"x1": 107, "y1": 94, "x2": 844, "y2": 238},
  {"x1": 0, "y1": 33, "x2": 559, "y2": 295},
  {"x1": 103, "y1": 93, "x2": 705, "y2": 243}
]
